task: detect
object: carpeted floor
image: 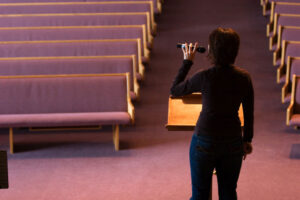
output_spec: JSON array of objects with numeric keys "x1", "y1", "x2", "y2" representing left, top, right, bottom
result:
[{"x1": 0, "y1": 0, "x2": 300, "y2": 199}]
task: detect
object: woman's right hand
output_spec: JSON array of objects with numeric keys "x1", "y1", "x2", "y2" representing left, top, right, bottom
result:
[{"x1": 182, "y1": 42, "x2": 198, "y2": 61}]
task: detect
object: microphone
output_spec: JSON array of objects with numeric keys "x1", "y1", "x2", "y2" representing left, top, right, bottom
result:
[{"x1": 177, "y1": 43, "x2": 206, "y2": 53}]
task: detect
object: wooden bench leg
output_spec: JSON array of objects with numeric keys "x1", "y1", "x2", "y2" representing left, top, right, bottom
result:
[
  {"x1": 9, "y1": 128, "x2": 14, "y2": 154},
  {"x1": 112, "y1": 125, "x2": 119, "y2": 151}
]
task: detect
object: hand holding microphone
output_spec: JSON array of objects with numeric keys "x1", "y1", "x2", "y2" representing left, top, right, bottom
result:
[
  {"x1": 180, "y1": 42, "x2": 199, "y2": 61},
  {"x1": 177, "y1": 43, "x2": 206, "y2": 53}
]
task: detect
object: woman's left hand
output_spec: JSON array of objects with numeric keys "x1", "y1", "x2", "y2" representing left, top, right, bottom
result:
[
  {"x1": 243, "y1": 142, "x2": 253, "y2": 160},
  {"x1": 182, "y1": 42, "x2": 198, "y2": 61}
]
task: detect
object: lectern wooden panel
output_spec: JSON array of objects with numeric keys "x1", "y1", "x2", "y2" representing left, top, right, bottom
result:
[{"x1": 166, "y1": 93, "x2": 244, "y2": 131}]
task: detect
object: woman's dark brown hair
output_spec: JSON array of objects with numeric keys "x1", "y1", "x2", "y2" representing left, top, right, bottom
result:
[{"x1": 207, "y1": 27, "x2": 240, "y2": 66}]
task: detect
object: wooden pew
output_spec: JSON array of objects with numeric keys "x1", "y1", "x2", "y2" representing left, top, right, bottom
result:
[
  {"x1": 0, "y1": 25, "x2": 150, "y2": 60},
  {"x1": 267, "y1": 13, "x2": 300, "y2": 37},
  {"x1": 277, "y1": 40, "x2": 300, "y2": 84},
  {"x1": 272, "y1": 19, "x2": 300, "y2": 66},
  {"x1": 0, "y1": 73, "x2": 134, "y2": 153},
  {"x1": 268, "y1": 1, "x2": 300, "y2": 32},
  {"x1": 0, "y1": 12, "x2": 153, "y2": 45},
  {"x1": 0, "y1": 39, "x2": 145, "y2": 80},
  {"x1": 286, "y1": 74, "x2": 300, "y2": 127},
  {"x1": 0, "y1": 55, "x2": 140, "y2": 101},
  {"x1": 262, "y1": 0, "x2": 300, "y2": 17},
  {"x1": 267, "y1": 13, "x2": 300, "y2": 43},
  {"x1": 0, "y1": 1, "x2": 157, "y2": 34},
  {"x1": 0, "y1": 0, "x2": 162, "y2": 14},
  {"x1": 271, "y1": 25, "x2": 300, "y2": 52},
  {"x1": 282, "y1": 56, "x2": 300, "y2": 103}
]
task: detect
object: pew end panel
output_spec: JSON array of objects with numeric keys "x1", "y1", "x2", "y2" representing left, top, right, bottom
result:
[
  {"x1": 282, "y1": 82, "x2": 291, "y2": 103},
  {"x1": 287, "y1": 75, "x2": 297, "y2": 126},
  {"x1": 262, "y1": 1, "x2": 269, "y2": 16},
  {"x1": 269, "y1": 1, "x2": 275, "y2": 23},
  {"x1": 276, "y1": 25, "x2": 283, "y2": 51},
  {"x1": 277, "y1": 64, "x2": 286, "y2": 84},
  {"x1": 287, "y1": 102, "x2": 294, "y2": 126},
  {"x1": 126, "y1": 73, "x2": 135, "y2": 124},
  {"x1": 282, "y1": 56, "x2": 292, "y2": 103},
  {"x1": 272, "y1": 12, "x2": 279, "y2": 38},
  {"x1": 269, "y1": 34, "x2": 276, "y2": 51},
  {"x1": 273, "y1": 39, "x2": 284, "y2": 66},
  {"x1": 267, "y1": 12, "x2": 277, "y2": 37},
  {"x1": 273, "y1": 49, "x2": 280, "y2": 66},
  {"x1": 276, "y1": 40, "x2": 287, "y2": 82},
  {"x1": 269, "y1": 24, "x2": 281, "y2": 51}
]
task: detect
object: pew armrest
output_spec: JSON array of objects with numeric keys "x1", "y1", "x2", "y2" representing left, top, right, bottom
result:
[
  {"x1": 282, "y1": 83, "x2": 290, "y2": 103},
  {"x1": 273, "y1": 49, "x2": 281, "y2": 66},
  {"x1": 277, "y1": 64, "x2": 285, "y2": 83},
  {"x1": 287, "y1": 102, "x2": 294, "y2": 126}
]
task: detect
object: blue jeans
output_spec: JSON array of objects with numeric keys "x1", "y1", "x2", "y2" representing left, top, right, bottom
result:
[{"x1": 189, "y1": 133, "x2": 244, "y2": 200}]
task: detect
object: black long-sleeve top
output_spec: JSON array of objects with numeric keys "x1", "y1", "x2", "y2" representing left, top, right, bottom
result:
[{"x1": 170, "y1": 60, "x2": 254, "y2": 142}]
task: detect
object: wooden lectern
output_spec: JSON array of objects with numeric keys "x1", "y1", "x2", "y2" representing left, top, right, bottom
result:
[
  {"x1": 166, "y1": 93, "x2": 244, "y2": 130},
  {"x1": 165, "y1": 93, "x2": 244, "y2": 200}
]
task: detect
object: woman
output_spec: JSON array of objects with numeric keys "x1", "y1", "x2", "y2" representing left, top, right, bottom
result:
[{"x1": 170, "y1": 28, "x2": 254, "y2": 200}]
